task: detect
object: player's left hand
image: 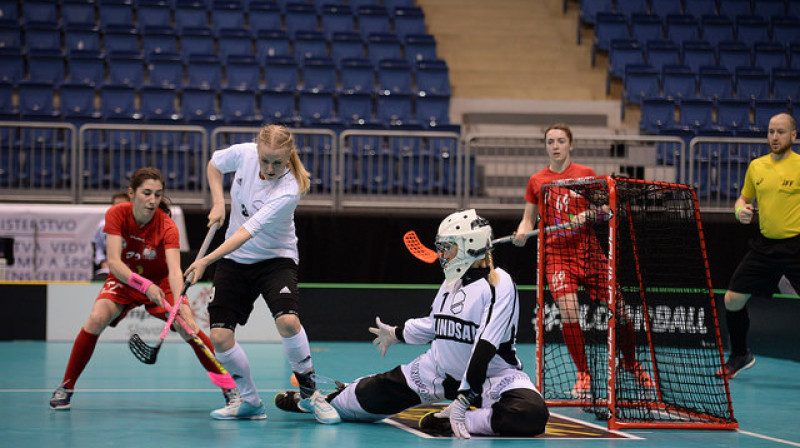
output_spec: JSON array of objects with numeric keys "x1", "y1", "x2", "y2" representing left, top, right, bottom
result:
[
  {"x1": 434, "y1": 393, "x2": 472, "y2": 438},
  {"x1": 368, "y1": 317, "x2": 398, "y2": 358}
]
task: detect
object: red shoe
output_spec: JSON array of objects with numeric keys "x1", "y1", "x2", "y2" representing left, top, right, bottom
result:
[{"x1": 572, "y1": 371, "x2": 591, "y2": 398}]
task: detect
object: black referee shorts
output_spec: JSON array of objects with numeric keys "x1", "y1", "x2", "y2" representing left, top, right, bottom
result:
[
  {"x1": 728, "y1": 233, "x2": 800, "y2": 298},
  {"x1": 209, "y1": 257, "x2": 300, "y2": 330}
]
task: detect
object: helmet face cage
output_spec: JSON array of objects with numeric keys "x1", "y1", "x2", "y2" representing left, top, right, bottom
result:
[{"x1": 435, "y1": 209, "x2": 493, "y2": 285}]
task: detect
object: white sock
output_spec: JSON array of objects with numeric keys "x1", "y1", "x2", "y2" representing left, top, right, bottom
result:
[
  {"x1": 466, "y1": 408, "x2": 496, "y2": 436},
  {"x1": 216, "y1": 342, "x2": 260, "y2": 405},
  {"x1": 282, "y1": 327, "x2": 313, "y2": 374}
]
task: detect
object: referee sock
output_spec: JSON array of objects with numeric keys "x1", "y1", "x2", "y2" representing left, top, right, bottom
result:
[
  {"x1": 726, "y1": 307, "x2": 750, "y2": 357},
  {"x1": 216, "y1": 343, "x2": 260, "y2": 405},
  {"x1": 282, "y1": 327, "x2": 313, "y2": 375},
  {"x1": 62, "y1": 328, "x2": 99, "y2": 390}
]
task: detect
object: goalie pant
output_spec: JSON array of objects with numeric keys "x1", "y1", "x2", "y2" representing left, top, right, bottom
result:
[{"x1": 328, "y1": 352, "x2": 548, "y2": 437}]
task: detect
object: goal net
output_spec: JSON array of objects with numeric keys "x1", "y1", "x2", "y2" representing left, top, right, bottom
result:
[{"x1": 534, "y1": 176, "x2": 737, "y2": 430}]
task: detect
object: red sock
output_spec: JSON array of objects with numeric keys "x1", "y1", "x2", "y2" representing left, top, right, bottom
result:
[
  {"x1": 62, "y1": 328, "x2": 99, "y2": 390},
  {"x1": 617, "y1": 321, "x2": 638, "y2": 369},
  {"x1": 187, "y1": 330, "x2": 224, "y2": 375},
  {"x1": 562, "y1": 322, "x2": 588, "y2": 373}
]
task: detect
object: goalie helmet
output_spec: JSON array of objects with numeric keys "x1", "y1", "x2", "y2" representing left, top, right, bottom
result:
[{"x1": 435, "y1": 209, "x2": 493, "y2": 285}]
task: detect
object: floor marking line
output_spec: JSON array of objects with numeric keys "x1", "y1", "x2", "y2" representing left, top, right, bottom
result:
[{"x1": 739, "y1": 430, "x2": 800, "y2": 447}]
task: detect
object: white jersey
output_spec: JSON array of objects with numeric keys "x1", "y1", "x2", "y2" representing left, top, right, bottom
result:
[
  {"x1": 211, "y1": 142, "x2": 301, "y2": 264},
  {"x1": 402, "y1": 267, "x2": 523, "y2": 392}
]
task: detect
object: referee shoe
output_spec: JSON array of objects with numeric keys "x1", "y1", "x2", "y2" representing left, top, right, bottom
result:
[{"x1": 716, "y1": 350, "x2": 755, "y2": 379}]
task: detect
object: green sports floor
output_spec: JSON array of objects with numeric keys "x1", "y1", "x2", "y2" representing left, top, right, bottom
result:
[{"x1": 1, "y1": 341, "x2": 798, "y2": 448}]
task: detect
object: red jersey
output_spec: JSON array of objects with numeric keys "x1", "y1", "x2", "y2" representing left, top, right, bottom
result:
[
  {"x1": 103, "y1": 202, "x2": 180, "y2": 284},
  {"x1": 525, "y1": 163, "x2": 597, "y2": 249}
]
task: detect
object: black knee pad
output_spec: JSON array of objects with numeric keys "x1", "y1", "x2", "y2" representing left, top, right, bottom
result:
[
  {"x1": 491, "y1": 389, "x2": 550, "y2": 436},
  {"x1": 354, "y1": 366, "x2": 421, "y2": 415}
]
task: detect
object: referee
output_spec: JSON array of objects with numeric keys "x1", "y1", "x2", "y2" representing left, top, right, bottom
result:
[{"x1": 721, "y1": 113, "x2": 800, "y2": 378}]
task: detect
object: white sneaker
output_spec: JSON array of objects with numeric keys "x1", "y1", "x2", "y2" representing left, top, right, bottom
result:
[
  {"x1": 210, "y1": 397, "x2": 267, "y2": 420},
  {"x1": 298, "y1": 390, "x2": 341, "y2": 424}
]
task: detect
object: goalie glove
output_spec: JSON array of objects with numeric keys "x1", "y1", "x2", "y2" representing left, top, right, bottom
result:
[
  {"x1": 368, "y1": 317, "x2": 398, "y2": 358},
  {"x1": 434, "y1": 390, "x2": 478, "y2": 439}
]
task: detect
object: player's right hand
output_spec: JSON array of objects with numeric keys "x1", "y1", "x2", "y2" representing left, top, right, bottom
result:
[
  {"x1": 208, "y1": 204, "x2": 226, "y2": 229},
  {"x1": 369, "y1": 317, "x2": 399, "y2": 358},
  {"x1": 738, "y1": 204, "x2": 755, "y2": 224},
  {"x1": 145, "y1": 284, "x2": 166, "y2": 307}
]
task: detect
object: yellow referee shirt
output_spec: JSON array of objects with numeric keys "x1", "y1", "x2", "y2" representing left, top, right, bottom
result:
[{"x1": 741, "y1": 150, "x2": 800, "y2": 239}]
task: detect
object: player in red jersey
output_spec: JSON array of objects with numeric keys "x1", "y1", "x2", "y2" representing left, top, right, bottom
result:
[
  {"x1": 49, "y1": 167, "x2": 235, "y2": 410},
  {"x1": 513, "y1": 123, "x2": 653, "y2": 397}
]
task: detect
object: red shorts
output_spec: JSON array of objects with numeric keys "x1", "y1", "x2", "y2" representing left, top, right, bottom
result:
[
  {"x1": 97, "y1": 277, "x2": 186, "y2": 327},
  {"x1": 545, "y1": 249, "x2": 610, "y2": 302}
]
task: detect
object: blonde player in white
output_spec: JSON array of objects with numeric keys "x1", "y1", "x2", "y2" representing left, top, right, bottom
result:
[
  {"x1": 275, "y1": 210, "x2": 549, "y2": 438},
  {"x1": 184, "y1": 125, "x2": 340, "y2": 424}
]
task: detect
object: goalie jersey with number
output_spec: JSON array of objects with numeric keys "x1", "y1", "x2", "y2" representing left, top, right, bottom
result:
[{"x1": 401, "y1": 267, "x2": 523, "y2": 390}]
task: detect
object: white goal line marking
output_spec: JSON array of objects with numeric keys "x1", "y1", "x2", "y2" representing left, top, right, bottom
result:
[{"x1": 738, "y1": 430, "x2": 800, "y2": 447}]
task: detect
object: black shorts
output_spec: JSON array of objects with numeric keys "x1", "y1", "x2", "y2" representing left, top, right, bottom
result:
[
  {"x1": 728, "y1": 233, "x2": 800, "y2": 297},
  {"x1": 208, "y1": 257, "x2": 300, "y2": 331}
]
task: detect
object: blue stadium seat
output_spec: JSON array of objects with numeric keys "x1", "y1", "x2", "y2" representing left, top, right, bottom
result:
[
  {"x1": 331, "y1": 31, "x2": 365, "y2": 67},
  {"x1": 621, "y1": 64, "x2": 659, "y2": 108},
  {"x1": 606, "y1": 39, "x2": 643, "y2": 94},
  {"x1": 772, "y1": 68, "x2": 800, "y2": 102},
  {"x1": 337, "y1": 91, "x2": 374, "y2": 125},
  {"x1": 264, "y1": 56, "x2": 300, "y2": 91},
  {"x1": 640, "y1": 97, "x2": 676, "y2": 133},
  {"x1": 366, "y1": 32, "x2": 402, "y2": 67},
  {"x1": 716, "y1": 98, "x2": 752, "y2": 134},
  {"x1": 298, "y1": 90, "x2": 337, "y2": 125},
  {"x1": 107, "y1": 51, "x2": 145, "y2": 88},
  {"x1": 248, "y1": 1, "x2": 283, "y2": 35},
  {"x1": 358, "y1": 148, "x2": 396, "y2": 192},
  {"x1": 615, "y1": 0, "x2": 647, "y2": 16},
  {"x1": 100, "y1": 85, "x2": 139, "y2": 122},
  {"x1": 377, "y1": 58, "x2": 413, "y2": 95},
  {"x1": 137, "y1": 0, "x2": 173, "y2": 29},
  {"x1": 404, "y1": 34, "x2": 437, "y2": 67},
  {"x1": 771, "y1": 16, "x2": 800, "y2": 44},
  {"x1": 645, "y1": 40, "x2": 680, "y2": 73},
  {"x1": 384, "y1": 0, "x2": 415, "y2": 15},
  {"x1": 285, "y1": 2, "x2": 318, "y2": 38},
  {"x1": 650, "y1": 0, "x2": 683, "y2": 17},
  {"x1": 182, "y1": 87, "x2": 220, "y2": 122},
  {"x1": 220, "y1": 88, "x2": 262, "y2": 124},
  {"x1": 0, "y1": 0, "x2": 18, "y2": 23},
  {"x1": 416, "y1": 59, "x2": 451, "y2": 96},
  {"x1": 577, "y1": 0, "x2": 614, "y2": 43},
  {"x1": 753, "y1": 42, "x2": 787, "y2": 73},
  {"x1": 61, "y1": 0, "x2": 97, "y2": 27},
  {"x1": 0, "y1": 49, "x2": 23, "y2": 86},
  {"x1": 217, "y1": 28, "x2": 254, "y2": 60},
  {"x1": 22, "y1": 1, "x2": 58, "y2": 26},
  {"x1": 25, "y1": 25, "x2": 63, "y2": 53},
  {"x1": 630, "y1": 13, "x2": 663, "y2": 44},
  {"x1": 140, "y1": 86, "x2": 180, "y2": 122},
  {"x1": 791, "y1": 43, "x2": 800, "y2": 70},
  {"x1": 376, "y1": 94, "x2": 414, "y2": 126},
  {"x1": 684, "y1": 0, "x2": 717, "y2": 19},
  {"x1": 186, "y1": 53, "x2": 223, "y2": 90},
  {"x1": 339, "y1": 57, "x2": 375, "y2": 93},
  {"x1": 64, "y1": 24, "x2": 101, "y2": 54},
  {"x1": 146, "y1": 52, "x2": 183, "y2": 89},
  {"x1": 736, "y1": 15, "x2": 769, "y2": 44},
  {"x1": 718, "y1": 0, "x2": 752, "y2": 18},
  {"x1": 718, "y1": 41, "x2": 752, "y2": 73},
  {"x1": 357, "y1": 5, "x2": 391, "y2": 40},
  {"x1": 256, "y1": 29, "x2": 292, "y2": 61},
  {"x1": 416, "y1": 94, "x2": 449, "y2": 128},
  {"x1": 752, "y1": 99, "x2": 789, "y2": 131},
  {"x1": 26, "y1": 49, "x2": 65, "y2": 86},
  {"x1": 18, "y1": 82, "x2": 59, "y2": 119},
  {"x1": 301, "y1": 57, "x2": 336, "y2": 92},
  {"x1": 321, "y1": 4, "x2": 355, "y2": 40},
  {"x1": 393, "y1": 7, "x2": 426, "y2": 40},
  {"x1": 102, "y1": 25, "x2": 141, "y2": 54},
  {"x1": 0, "y1": 22, "x2": 20, "y2": 50},
  {"x1": 226, "y1": 55, "x2": 262, "y2": 91},
  {"x1": 698, "y1": 66, "x2": 734, "y2": 101},
  {"x1": 211, "y1": 0, "x2": 246, "y2": 35},
  {"x1": 681, "y1": 40, "x2": 716, "y2": 73},
  {"x1": 754, "y1": 0, "x2": 787, "y2": 18},
  {"x1": 0, "y1": 81, "x2": 17, "y2": 118},
  {"x1": 701, "y1": 14, "x2": 735, "y2": 46},
  {"x1": 662, "y1": 64, "x2": 696, "y2": 101},
  {"x1": 150, "y1": 132, "x2": 192, "y2": 189},
  {"x1": 175, "y1": 0, "x2": 209, "y2": 32},
  {"x1": 98, "y1": 0, "x2": 135, "y2": 28},
  {"x1": 60, "y1": 83, "x2": 100, "y2": 120},
  {"x1": 67, "y1": 50, "x2": 104, "y2": 87},
  {"x1": 141, "y1": 26, "x2": 179, "y2": 57},
  {"x1": 678, "y1": 98, "x2": 714, "y2": 133},
  {"x1": 259, "y1": 90, "x2": 297, "y2": 124},
  {"x1": 716, "y1": 160, "x2": 749, "y2": 197},
  {"x1": 591, "y1": 12, "x2": 629, "y2": 66},
  {"x1": 666, "y1": 14, "x2": 700, "y2": 44},
  {"x1": 294, "y1": 30, "x2": 328, "y2": 63},
  {"x1": 736, "y1": 66, "x2": 770, "y2": 101}
]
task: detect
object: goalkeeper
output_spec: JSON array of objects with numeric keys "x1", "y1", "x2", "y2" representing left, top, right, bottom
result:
[
  {"x1": 274, "y1": 209, "x2": 550, "y2": 438},
  {"x1": 721, "y1": 112, "x2": 800, "y2": 379}
]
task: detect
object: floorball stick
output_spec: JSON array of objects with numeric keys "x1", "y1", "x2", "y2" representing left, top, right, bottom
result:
[{"x1": 128, "y1": 223, "x2": 219, "y2": 364}]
